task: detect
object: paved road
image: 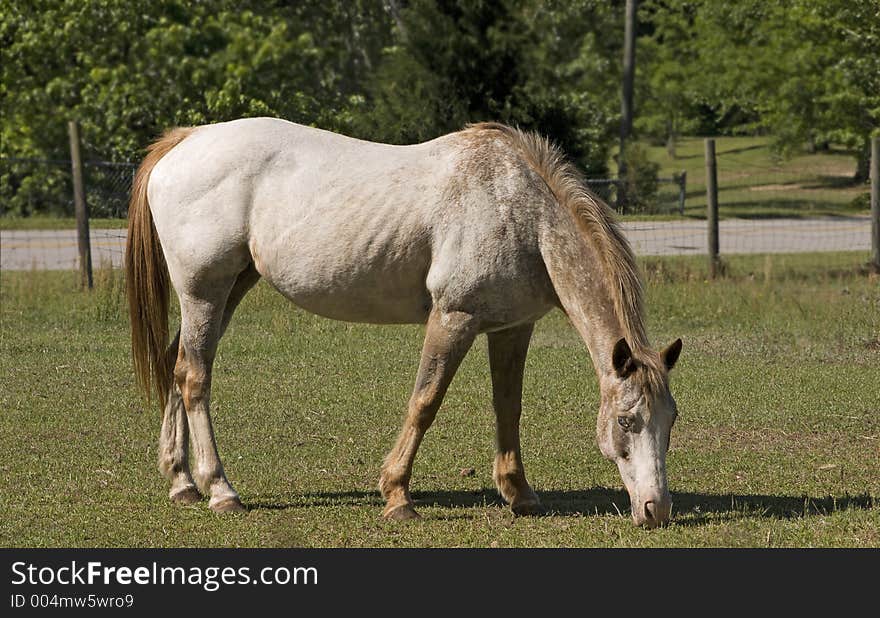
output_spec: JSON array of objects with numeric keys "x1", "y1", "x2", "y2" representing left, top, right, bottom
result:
[
  {"x1": 0, "y1": 216, "x2": 872, "y2": 270},
  {"x1": 1, "y1": 229, "x2": 127, "y2": 270},
  {"x1": 625, "y1": 215, "x2": 871, "y2": 256}
]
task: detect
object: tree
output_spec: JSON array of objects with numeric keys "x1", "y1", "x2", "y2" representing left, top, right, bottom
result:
[
  {"x1": 639, "y1": 0, "x2": 880, "y2": 179},
  {"x1": 2, "y1": 0, "x2": 628, "y2": 216},
  {"x1": 0, "y1": 0, "x2": 391, "y2": 214},
  {"x1": 358, "y1": 0, "x2": 624, "y2": 176},
  {"x1": 636, "y1": 0, "x2": 703, "y2": 157}
]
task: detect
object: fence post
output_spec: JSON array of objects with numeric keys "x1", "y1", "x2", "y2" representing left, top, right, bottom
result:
[
  {"x1": 871, "y1": 135, "x2": 879, "y2": 274},
  {"x1": 677, "y1": 170, "x2": 687, "y2": 215},
  {"x1": 705, "y1": 139, "x2": 720, "y2": 278},
  {"x1": 68, "y1": 120, "x2": 93, "y2": 289}
]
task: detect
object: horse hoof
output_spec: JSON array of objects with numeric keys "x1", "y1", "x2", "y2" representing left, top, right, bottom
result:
[
  {"x1": 383, "y1": 504, "x2": 421, "y2": 521},
  {"x1": 210, "y1": 496, "x2": 246, "y2": 514},
  {"x1": 511, "y1": 500, "x2": 545, "y2": 517},
  {"x1": 170, "y1": 486, "x2": 202, "y2": 505}
]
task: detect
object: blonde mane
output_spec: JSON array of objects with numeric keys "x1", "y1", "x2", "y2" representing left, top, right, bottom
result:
[{"x1": 468, "y1": 122, "x2": 649, "y2": 353}]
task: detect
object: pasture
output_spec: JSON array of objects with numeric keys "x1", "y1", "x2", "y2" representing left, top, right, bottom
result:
[
  {"x1": 642, "y1": 135, "x2": 868, "y2": 219},
  {"x1": 0, "y1": 253, "x2": 877, "y2": 547}
]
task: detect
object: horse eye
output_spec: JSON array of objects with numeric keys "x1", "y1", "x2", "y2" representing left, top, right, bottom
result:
[{"x1": 617, "y1": 416, "x2": 631, "y2": 431}]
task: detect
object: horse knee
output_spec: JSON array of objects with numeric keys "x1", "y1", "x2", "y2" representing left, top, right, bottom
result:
[
  {"x1": 174, "y1": 353, "x2": 208, "y2": 411},
  {"x1": 173, "y1": 349, "x2": 188, "y2": 392},
  {"x1": 182, "y1": 370, "x2": 208, "y2": 410},
  {"x1": 409, "y1": 409, "x2": 436, "y2": 434}
]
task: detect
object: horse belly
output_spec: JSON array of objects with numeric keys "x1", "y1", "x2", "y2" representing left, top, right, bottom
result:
[
  {"x1": 255, "y1": 225, "x2": 433, "y2": 324},
  {"x1": 277, "y1": 268, "x2": 431, "y2": 324}
]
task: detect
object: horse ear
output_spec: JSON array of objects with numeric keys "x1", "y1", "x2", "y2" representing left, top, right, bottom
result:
[
  {"x1": 662, "y1": 338, "x2": 682, "y2": 371},
  {"x1": 612, "y1": 338, "x2": 636, "y2": 378}
]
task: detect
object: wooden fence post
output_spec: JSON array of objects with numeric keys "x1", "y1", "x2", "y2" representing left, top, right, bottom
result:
[
  {"x1": 871, "y1": 135, "x2": 879, "y2": 274},
  {"x1": 68, "y1": 120, "x2": 93, "y2": 289},
  {"x1": 705, "y1": 139, "x2": 720, "y2": 278}
]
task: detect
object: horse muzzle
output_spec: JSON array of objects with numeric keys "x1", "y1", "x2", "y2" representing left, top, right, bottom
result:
[{"x1": 632, "y1": 493, "x2": 672, "y2": 529}]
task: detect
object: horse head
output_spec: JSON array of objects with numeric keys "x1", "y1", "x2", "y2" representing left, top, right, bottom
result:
[{"x1": 597, "y1": 337, "x2": 682, "y2": 528}]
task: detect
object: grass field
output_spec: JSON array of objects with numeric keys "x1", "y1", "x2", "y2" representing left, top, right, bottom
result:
[
  {"x1": 1, "y1": 254, "x2": 878, "y2": 547},
  {"x1": 641, "y1": 136, "x2": 869, "y2": 219}
]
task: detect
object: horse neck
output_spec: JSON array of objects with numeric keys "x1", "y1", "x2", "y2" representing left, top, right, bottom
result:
[{"x1": 539, "y1": 210, "x2": 628, "y2": 382}]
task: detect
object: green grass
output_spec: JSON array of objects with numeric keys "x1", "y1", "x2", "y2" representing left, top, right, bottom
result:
[
  {"x1": 0, "y1": 216, "x2": 128, "y2": 230},
  {"x1": 1, "y1": 255, "x2": 878, "y2": 547},
  {"x1": 637, "y1": 136, "x2": 870, "y2": 219}
]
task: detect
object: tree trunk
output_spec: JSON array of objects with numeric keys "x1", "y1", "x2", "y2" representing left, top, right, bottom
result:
[
  {"x1": 387, "y1": 0, "x2": 407, "y2": 40},
  {"x1": 666, "y1": 119, "x2": 676, "y2": 159},
  {"x1": 855, "y1": 140, "x2": 870, "y2": 183}
]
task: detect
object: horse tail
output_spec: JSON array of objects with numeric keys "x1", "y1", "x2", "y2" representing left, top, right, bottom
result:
[{"x1": 126, "y1": 127, "x2": 195, "y2": 409}]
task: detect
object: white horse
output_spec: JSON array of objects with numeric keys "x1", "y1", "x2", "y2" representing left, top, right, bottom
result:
[{"x1": 126, "y1": 118, "x2": 682, "y2": 528}]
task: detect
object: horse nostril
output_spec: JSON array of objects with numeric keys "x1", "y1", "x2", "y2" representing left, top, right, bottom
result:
[{"x1": 644, "y1": 501, "x2": 656, "y2": 522}]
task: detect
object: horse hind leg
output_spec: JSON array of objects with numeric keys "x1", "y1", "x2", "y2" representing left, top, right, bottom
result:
[
  {"x1": 159, "y1": 265, "x2": 260, "y2": 508},
  {"x1": 158, "y1": 330, "x2": 201, "y2": 505},
  {"x1": 218, "y1": 263, "x2": 260, "y2": 338},
  {"x1": 488, "y1": 323, "x2": 543, "y2": 516},
  {"x1": 173, "y1": 265, "x2": 259, "y2": 514}
]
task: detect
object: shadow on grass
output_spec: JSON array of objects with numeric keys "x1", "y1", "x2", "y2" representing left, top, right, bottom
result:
[
  {"x1": 798, "y1": 175, "x2": 864, "y2": 190},
  {"x1": 248, "y1": 487, "x2": 875, "y2": 525},
  {"x1": 714, "y1": 201, "x2": 867, "y2": 220},
  {"x1": 670, "y1": 143, "x2": 766, "y2": 161}
]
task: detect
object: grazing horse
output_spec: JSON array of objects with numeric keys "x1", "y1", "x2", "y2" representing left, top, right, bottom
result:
[{"x1": 126, "y1": 118, "x2": 682, "y2": 528}]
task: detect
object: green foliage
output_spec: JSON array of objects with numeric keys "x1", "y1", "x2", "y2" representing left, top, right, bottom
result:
[
  {"x1": 638, "y1": 0, "x2": 880, "y2": 178},
  {"x1": 1, "y1": 0, "x2": 627, "y2": 216},
  {"x1": 2, "y1": 0, "x2": 875, "y2": 217},
  {"x1": 0, "y1": 1, "x2": 392, "y2": 163},
  {"x1": 635, "y1": 0, "x2": 703, "y2": 156},
  {"x1": 850, "y1": 193, "x2": 871, "y2": 211},
  {"x1": 0, "y1": 158, "x2": 72, "y2": 216},
  {"x1": 360, "y1": 0, "x2": 622, "y2": 175}
]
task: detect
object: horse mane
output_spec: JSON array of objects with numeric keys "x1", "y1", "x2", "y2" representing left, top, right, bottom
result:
[{"x1": 466, "y1": 122, "x2": 650, "y2": 354}]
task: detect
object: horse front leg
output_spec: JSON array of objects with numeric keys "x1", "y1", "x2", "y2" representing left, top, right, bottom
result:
[
  {"x1": 379, "y1": 309, "x2": 477, "y2": 520},
  {"x1": 158, "y1": 331, "x2": 201, "y2": 504},
  {"x1": 488, "y1": 323, "x2": 543, "y2": 515}
]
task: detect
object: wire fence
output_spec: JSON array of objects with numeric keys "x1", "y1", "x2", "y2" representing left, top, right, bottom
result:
[
  {"x1": 1, "y1": 156, "x2": 134, "y2": 271},
  {"x1": 584, "y1": 176, "x2": 686, "y2": 215},
  {"x1": 0, "y1": 228, "x2": 128, "y2": 271},
  {"x1": 1, "y1": 148, "x2": 876, "y2": 273},
  {"x1": 620, "y1": 216, "x2": 872, "y2": 256}
]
